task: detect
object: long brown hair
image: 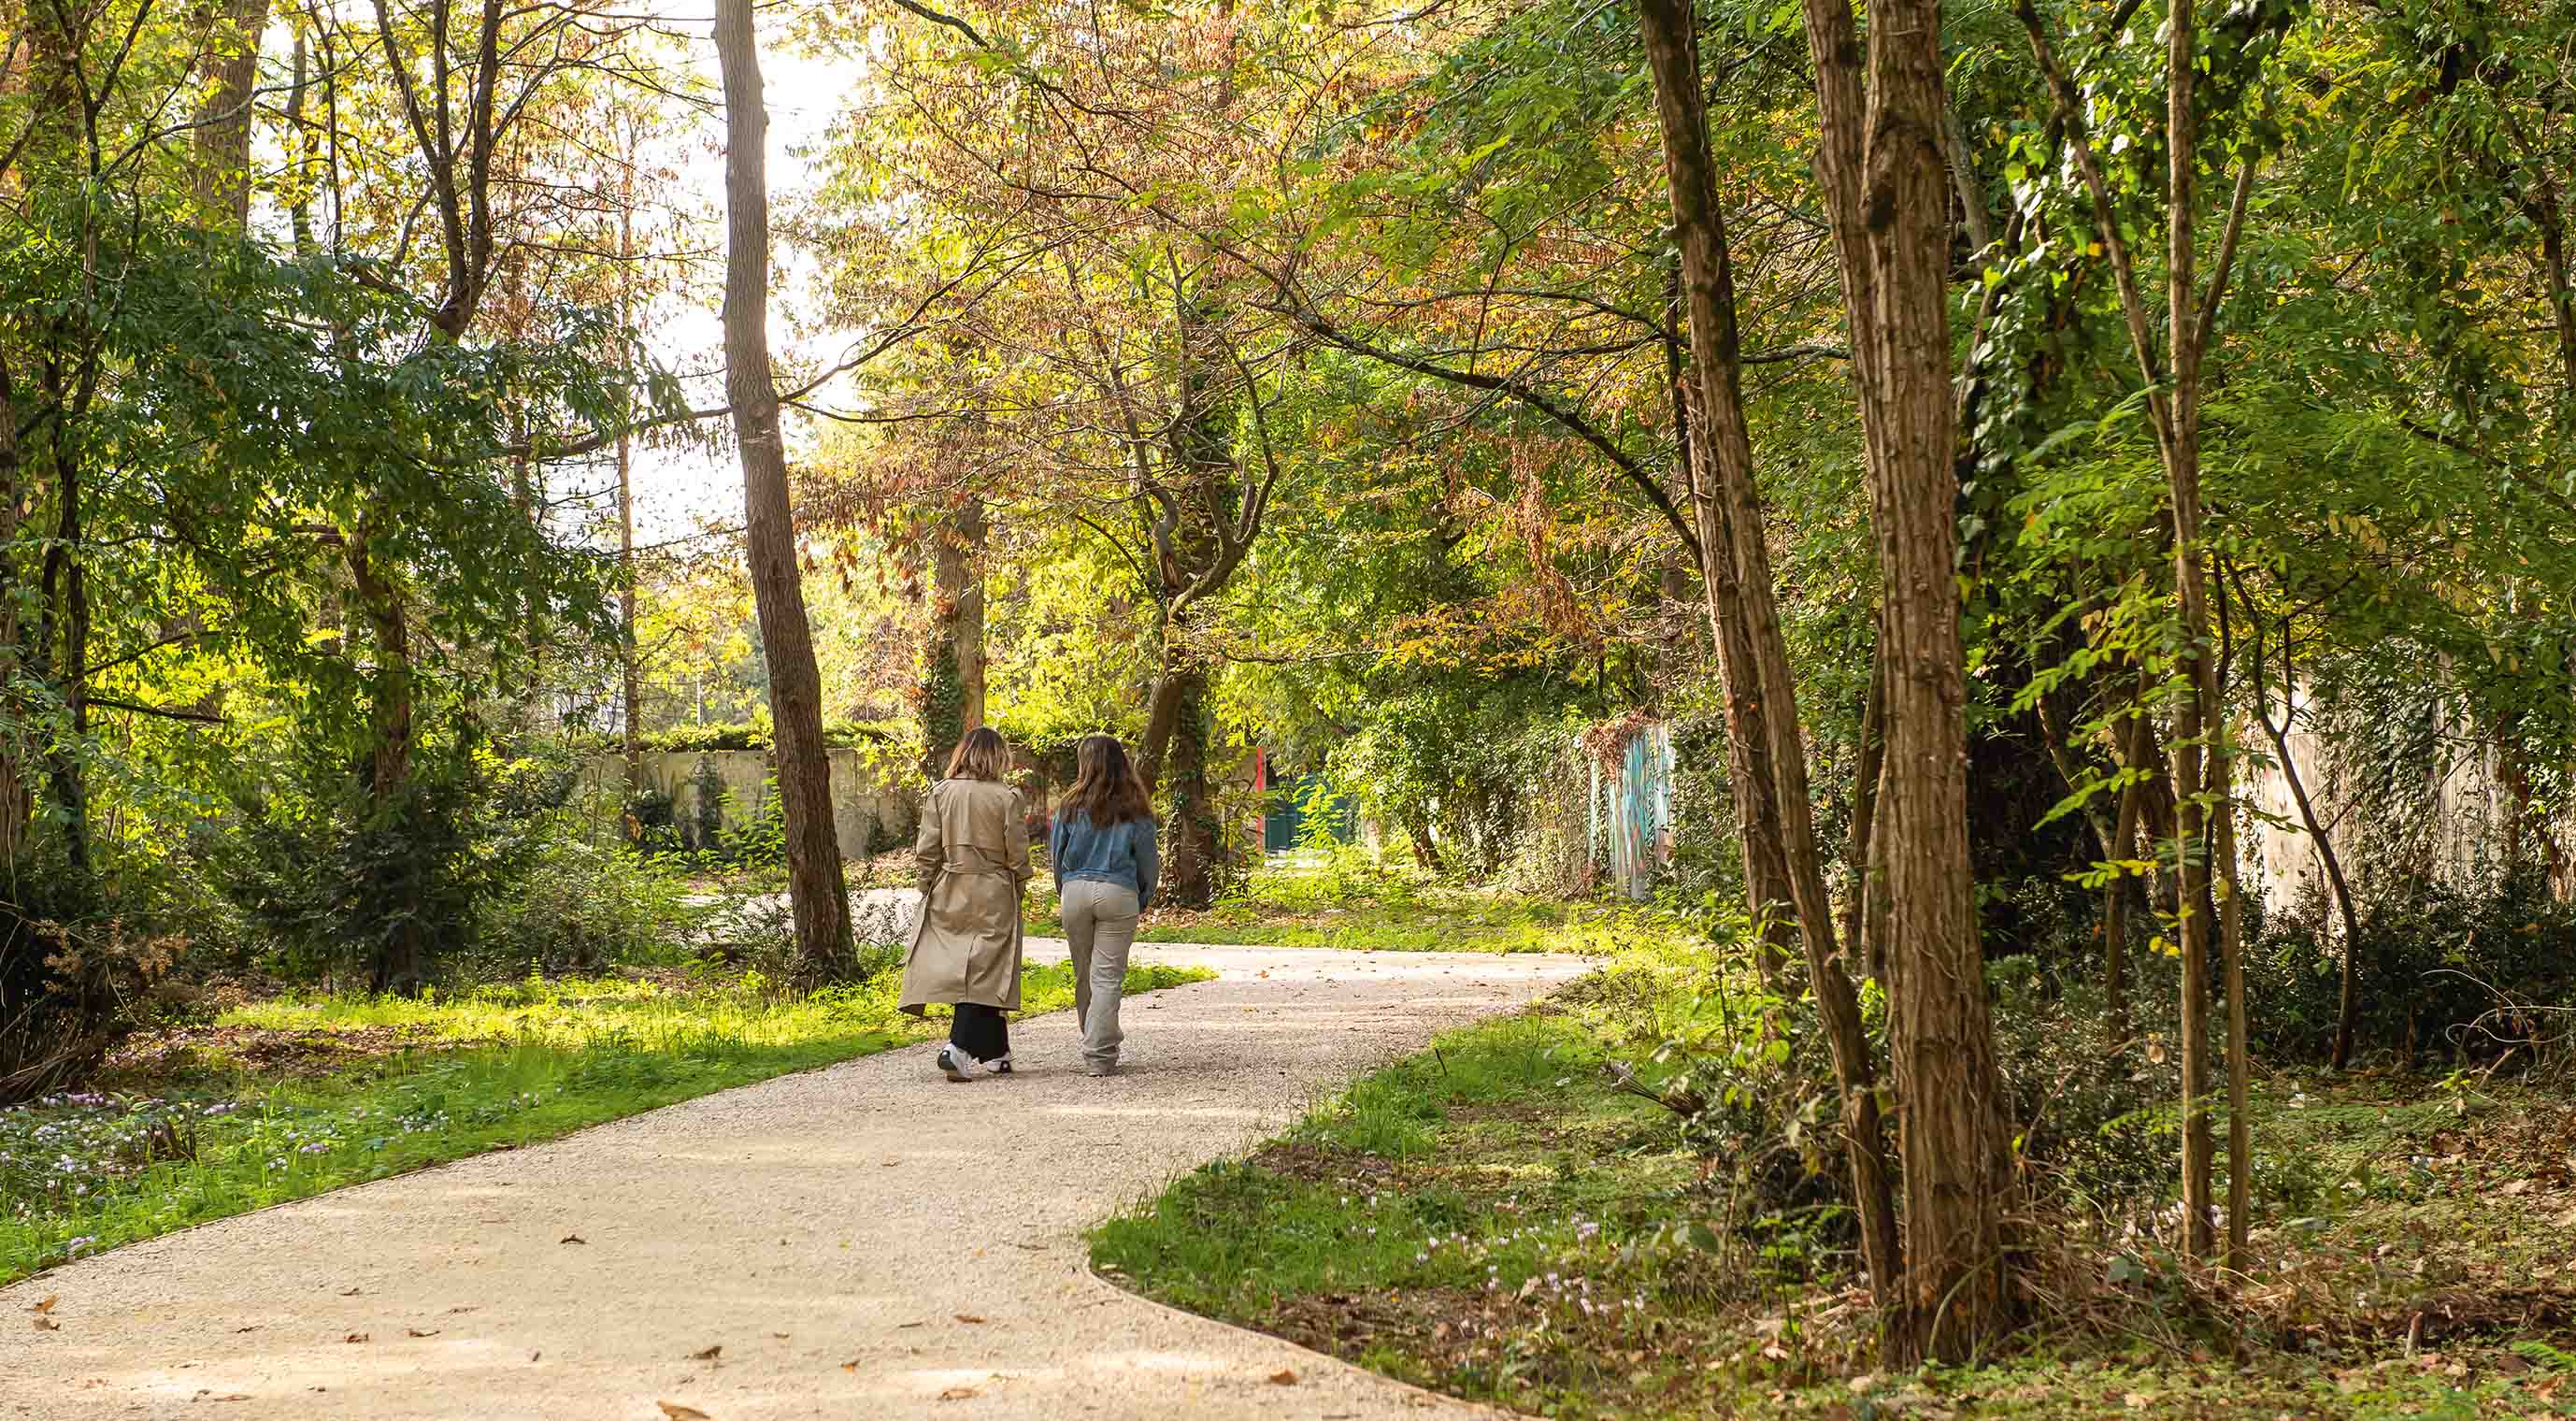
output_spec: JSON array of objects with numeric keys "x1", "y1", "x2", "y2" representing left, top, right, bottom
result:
[
  {"x1": 945, "y1": 726, "x2": 1010, "y2": 782},
  {"x1": 1060, "y1": 735, "x2": 1151, "y2": 828}
]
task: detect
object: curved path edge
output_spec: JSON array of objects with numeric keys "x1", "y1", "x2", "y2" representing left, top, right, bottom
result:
[{"x1": 1, "y1": 941, "x2": 1584, "y2": 1419}]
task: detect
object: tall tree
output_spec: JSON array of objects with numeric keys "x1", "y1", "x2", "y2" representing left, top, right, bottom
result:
[
  {"x1": 714, "y1": 0, "x2": 852, "y2": 972},
  {"x1": 1634, "y1": 0, "x2": 1900, "y2": 1301},
  {"x1": 2017, "y1": 0, "x2": 2270, "y2": 1268},
  {"x1": 1798, "y1": 0, "x2": 2021, "y2": 1362}
]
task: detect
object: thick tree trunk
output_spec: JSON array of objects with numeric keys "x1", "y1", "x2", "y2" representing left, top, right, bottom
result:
[
  {"x1": 1637, "y1": 0, "x2": 1900, "y2": 1300},
  {"x1": 1163, "y1": 668, "x2": 1217, "y2": 907},
  {"x1": 715, "y1": 0, "x2": 852, "y2": 972},
  {"x1": 192, "y1": 0, "x2": 271, "y2": 227},
  {"x1": 1796, "y1": 0, "x2": 2020, "y2": 1362}
]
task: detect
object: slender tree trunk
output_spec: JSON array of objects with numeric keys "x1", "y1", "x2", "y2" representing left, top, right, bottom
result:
[
  {"x1": 1640, "y1": 0, "x2": 1902, "y2": 1304},
  {"x1": 715, "y1": 0, "x2": 851, "y2": 972},
  {"x1": 616, "y1": 169, "x2": 642, "y2": 801},
  {"x1": 285, "y1": 31, "x2": 316, "y2": 254},
  {"x1": 0, "y1": 364, "x2": 28, "y2": 862},
  {"x1": 2241, "y1": 599, "x2": 2362, "y2": 1068},
  {"x1": 1795, "y1": 0, "x2": 2019, "y2": 1361},
  {"x1": 2106, "y1": 711, "x2": 2147, "y2": 1041}
]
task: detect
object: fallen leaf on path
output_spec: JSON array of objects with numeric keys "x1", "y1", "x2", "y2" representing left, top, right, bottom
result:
[
  {"x1": 447, "y1": 1305, "x2": 477, "y2": 1314},
  {"x1": 771, "y1": 1332, "x2": 790, "y2": 1340},
  {"x1": 27, "y1": 1296, "x2": 56, "y2": 1313},
  {"x1": 210, "y1": 1396, "x2": 250, "y2": 1403},
  {"x1": 338, "y1": 1286, "x2": 361, "y2": 1296},
  {"x1": 841, "y1": 1360, "x2": 860, "y2": 1372},
  {"x1": 344, "y1": 1333, "x2": 370, "y2": 1343},
  {"x1": 1267, "y1": 1368, "x2": 1299, "y2": 1385},
  {"x1": 898, "y1": 1321, "x2": 925, "y2": 1329},
  {"x1": 33, "y1": 1316, "x2": 61, "y2": 1331},
  {"x1": 937, "y1": 1387, "x2": 979, "y2": 1401},
  {"x1": 529, "y1": 1351, "x2": 541, "y2": 1362},
  {"x1": 407, "y1": 1328, "x2": 439, "y2": 1339},
  {"x1": 656, "y1": 1403, "x2": 712, "y2": 1420},
  {"x1": 953, "y1": 1313, "x2": 987, "y2": 1325},
  {"x1": 689, "y1": 1344, "x2": 723, "y2": 1361},
  {"x1": 559, "y1": 1234, "x2": 586, "y2": 1245}
]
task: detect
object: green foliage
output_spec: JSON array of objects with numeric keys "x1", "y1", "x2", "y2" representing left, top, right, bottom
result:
[
  {"x1": 574, "y1": 720, "x2": 905, "y2": 755},
  {"x1": 2249, "y1": 872, "x2": 2576, "y2": 1067}
]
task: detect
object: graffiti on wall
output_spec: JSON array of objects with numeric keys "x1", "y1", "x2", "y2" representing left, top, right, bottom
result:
[{"x1": 1588, "y1": 722, "x2": 1675, "y2": 900}]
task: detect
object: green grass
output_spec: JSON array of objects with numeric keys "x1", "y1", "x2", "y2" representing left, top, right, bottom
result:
[
  {"x1": 1092, "y1": 978, "x2": 2576, "y2": 1420},
  {"x1": 1025, "y1": 858, "x2": 1665, "y2": 954},
  {"x1": 1, "y1": 959, "x2": 1211, "y2": 1286}
]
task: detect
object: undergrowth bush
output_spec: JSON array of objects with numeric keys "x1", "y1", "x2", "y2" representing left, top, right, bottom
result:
[{"x1": 2248, "y1": 871, "x2": 2576, "y2": 1067}]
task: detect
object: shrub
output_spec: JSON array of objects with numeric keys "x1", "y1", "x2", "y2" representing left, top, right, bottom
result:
[
  {"x1": 474, "y1": 828, "x2": 707, "y2": 974},
  {"x1": 2248, "y1": 869, "x2": 2576, "y2": 1067},
  {"x1": 0, "y1": 871, "x2": 183, "y2": 1103}
]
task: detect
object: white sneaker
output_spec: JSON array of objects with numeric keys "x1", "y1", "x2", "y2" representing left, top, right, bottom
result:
[
  {"x1": 983, "y1": 1054, "x2": 1014, "y2": 1076},
  {"x1": 937, "y1": 1046, "x2": 978, "y2": 1082}
]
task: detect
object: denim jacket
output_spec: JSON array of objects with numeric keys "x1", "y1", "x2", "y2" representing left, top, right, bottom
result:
[{"x1": 1049, "y1": 809, "x2": 1160, "y2": 909}]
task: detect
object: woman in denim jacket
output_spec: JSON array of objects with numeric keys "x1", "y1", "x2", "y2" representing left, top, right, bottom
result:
[{"x1": 1047, "y1": 736, "x2": 1159, "y2": 1077}]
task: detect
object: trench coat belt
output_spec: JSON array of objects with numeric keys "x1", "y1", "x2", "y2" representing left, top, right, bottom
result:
[{"x1": 934, "y1": 861, "x2": 1017, "y2": 879}]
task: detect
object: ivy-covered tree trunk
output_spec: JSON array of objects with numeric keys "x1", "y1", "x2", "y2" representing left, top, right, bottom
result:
[
  {"x1": 716, "y1": 0, "x2": 852, "y2": 973},
  {"x1": 920, "y1": 496, "x2": 986, "y2": 772},
  {"x1": 1161, "y1": 667, "x2": 1217, "y2": 907},
  {"x1": 1133, "y1": 291, "x2": 1238, "y2": 910},
  {"x1": 346, "y1": 522, "x2": 424, "y2": 993}
]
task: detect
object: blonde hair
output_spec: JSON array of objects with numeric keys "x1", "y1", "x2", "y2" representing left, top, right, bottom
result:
[{"x1": 945, "y1": 726, "x2": 1009, "y2": 781}]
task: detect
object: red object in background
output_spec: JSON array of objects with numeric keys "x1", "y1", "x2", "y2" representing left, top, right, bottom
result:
[{"x1": 1253, "y1": 747, "x2": 1267, "y2": 794}]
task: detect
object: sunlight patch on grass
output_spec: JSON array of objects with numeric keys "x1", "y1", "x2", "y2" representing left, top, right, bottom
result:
[{"x1": 2, "y1": 960, "x2": 1211, "y2": 1285}]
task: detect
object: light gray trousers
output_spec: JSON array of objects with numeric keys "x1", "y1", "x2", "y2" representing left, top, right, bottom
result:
[{"x1": 1060, "y1": 879, "x2": 1141, "y2": 1067}]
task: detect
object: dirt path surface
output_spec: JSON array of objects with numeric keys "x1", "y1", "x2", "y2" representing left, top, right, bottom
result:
[{"x1": 0, "y1": 943, "x2": 1583, "y2": 1419}]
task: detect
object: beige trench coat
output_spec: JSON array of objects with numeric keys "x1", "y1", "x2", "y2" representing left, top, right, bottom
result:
[{"x1": 898, "y1": 777, "x2": 1033, "y2": 1013}]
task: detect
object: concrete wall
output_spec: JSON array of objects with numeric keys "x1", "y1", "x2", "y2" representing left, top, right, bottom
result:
[{"x1": 576, "y1": 750, "x2": 917, "y2": 860}]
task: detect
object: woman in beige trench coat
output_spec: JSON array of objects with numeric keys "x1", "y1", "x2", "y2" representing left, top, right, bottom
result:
[{"x1": 899, "y1": 726, "x2": 1033, "y2": 1081}]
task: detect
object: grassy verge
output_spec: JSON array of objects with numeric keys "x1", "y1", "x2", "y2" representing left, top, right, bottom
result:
[
  {"x1": 2, "y1": 958, "x2": 1210, "y2": 1285},
  {"x1": 1091, "y1": 996, "x2": 2576, "y2": 1419},
  {"x1": 1023, "y1": 858, "x2": 1661, "y2": 954}
]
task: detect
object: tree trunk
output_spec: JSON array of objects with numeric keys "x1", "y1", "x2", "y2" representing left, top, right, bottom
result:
[
  {"x1": 1795, "y1": 0, "x2": 2020, "y2": 1362},
  {"x1": 192, "y1": 0, "x2": 271, "y2": 227},
  {"x1": 617, "y1": 151, "x2": 643, "y2": 800},
  {"x1": 346, "y1": 524, "x2": 423, "y2": 994},
  {"x1": 1163, "y1": 667, "x2": 1217, "y2": 907},
  {"x1": 715, "y1": 0, "x2": 852, "y2": 973},
  {"x1": 1640, "y1": 0, "x2": 1902, "y2": 1303},
  {"x1": 2244, "y1": 610, "x2": 2362, "y2": 1068},
  {"x1": 922, "y1": 496, "x2": 987, "y2": 768}
]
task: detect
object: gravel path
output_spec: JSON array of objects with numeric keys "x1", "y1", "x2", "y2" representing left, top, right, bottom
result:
[{"x1": 0, "y1": 942, "x2": 1584, "y2": 1419}]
